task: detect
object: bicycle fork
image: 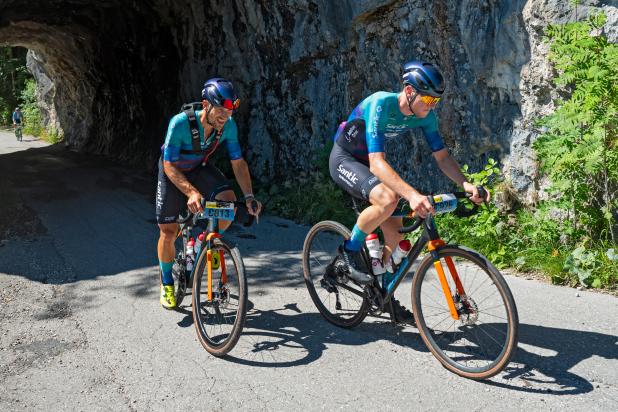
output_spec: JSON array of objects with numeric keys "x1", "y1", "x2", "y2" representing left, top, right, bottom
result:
[
  {"x1": 205, "y1": 233, "x2": 227, "y2": 301},
  {"x1": 427, "y1": 240, "x2": 466, "y2": 321}
]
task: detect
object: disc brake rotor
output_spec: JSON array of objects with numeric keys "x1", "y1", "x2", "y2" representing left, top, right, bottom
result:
[{"x1": 455, "y1": 295, "x2": 479, "y2": 326}]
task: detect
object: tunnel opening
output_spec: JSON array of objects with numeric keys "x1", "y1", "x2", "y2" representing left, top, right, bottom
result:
[{"x1": 0, "y1": 2, "x2": 186, "y2": 167}]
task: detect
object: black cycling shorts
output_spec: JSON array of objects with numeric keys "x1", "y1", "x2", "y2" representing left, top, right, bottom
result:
[
  {"x1": 155, "y1": 157, "x2": 231, "y2": 224},
  {"x1": 329, "y1": 143, "x2": 381, "y2": 201}
]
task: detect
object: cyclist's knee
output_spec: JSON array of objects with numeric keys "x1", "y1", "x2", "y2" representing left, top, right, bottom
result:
[
  {"x1": 370, "y1": 185, "x2": 399, "y2": 213},
  {"x1": 158, "y1": 224, "x2": 177, "y2": 242}
]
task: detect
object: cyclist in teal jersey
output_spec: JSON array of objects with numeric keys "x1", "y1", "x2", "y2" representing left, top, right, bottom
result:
[
  {"x1": 328, "y1": 61, "x2": 489, "y2": 320},
  {"x1": 156, "y1": 78, "x2": 262, "y2": 309}
]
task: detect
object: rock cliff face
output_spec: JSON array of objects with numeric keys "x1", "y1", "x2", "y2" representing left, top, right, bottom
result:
[{"x1": 1, "y1": 0, "x2": 617, "y2": 200}]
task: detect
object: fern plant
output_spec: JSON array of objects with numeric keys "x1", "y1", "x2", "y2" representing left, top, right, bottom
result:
[{"x1": 536, "y1": 11, "x2": 618, "y2": 244}]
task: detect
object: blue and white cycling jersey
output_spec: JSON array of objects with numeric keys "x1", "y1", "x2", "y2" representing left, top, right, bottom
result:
[
  {"x1": 161, "y1": 110, "x2": 242, "y2": 172},
  {"x1": 333, "y1": 91, "x2": 445, "y2": 163}
]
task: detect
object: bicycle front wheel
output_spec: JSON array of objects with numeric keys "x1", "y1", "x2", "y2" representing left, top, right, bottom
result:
[
  {"x1": 192, "y1": 238, "x2": 247, "y2": 356},
  {"x1": 412, "y1": 246, "x2": 518, "y2": 379},
  {"x1": 302, "y1": 220, "x2": 369, "y2": 328}
]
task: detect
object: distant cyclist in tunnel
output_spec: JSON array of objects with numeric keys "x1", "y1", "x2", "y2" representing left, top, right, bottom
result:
[
  {"x1": 328, "y1": 61, "x2": 489, "y2": 322},
  {"x1": 12, "y1": 107, "x2": 23, "y2": 141},
  {"x1": 156, "y1": 78, "x2": 262, "y2": 309}
]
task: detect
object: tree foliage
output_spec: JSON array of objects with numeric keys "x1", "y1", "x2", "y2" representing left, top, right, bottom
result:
[
  {"x1": 0, "y1": 47, "x2": 30, "y2": 125},
  {"x1": 536, "y1": 12, "x2": 618, "y2": 244}
]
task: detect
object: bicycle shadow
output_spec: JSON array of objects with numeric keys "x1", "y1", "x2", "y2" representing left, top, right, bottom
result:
[
  {"x1": 184, "y1": 299, "x2": 616, "y2": 395},
  {"x1": 485, "y1": 323, "x2": 617, "y2": 395},
  {"x1": 224, "y1": 300, "x2": 429, "y2": 368}
]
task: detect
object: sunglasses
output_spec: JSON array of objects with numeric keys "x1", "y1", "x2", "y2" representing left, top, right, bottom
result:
[
  {"x1": 221, "y1": 98, "x2": 241, "y2": 110},
  {"x1": 419, "y1": 95, "x2": 441, "y2": 105}
]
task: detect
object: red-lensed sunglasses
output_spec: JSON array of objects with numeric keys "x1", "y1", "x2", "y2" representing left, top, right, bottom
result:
[
  {"x1": 419, "y1": 95, "x2": 441, "y2": 105},
  {"x1": 221, "y1": 98, "x2": 241, "y2": 110}
]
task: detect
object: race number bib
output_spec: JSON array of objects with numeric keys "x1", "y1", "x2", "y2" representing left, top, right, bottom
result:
[{"x1": 201, "y1": 201, "x2": 235, "y2": 221}]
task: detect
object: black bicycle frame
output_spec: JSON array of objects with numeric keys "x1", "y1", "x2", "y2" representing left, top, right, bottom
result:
[{"x1": 380, "y1": 216, "x2": 443, "y2": 304}]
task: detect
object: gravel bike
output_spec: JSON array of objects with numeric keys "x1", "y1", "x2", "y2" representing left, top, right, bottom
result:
[
  {"x1": 15, "y1": 124, "x2": 23, "y2": 142},
  {"x1": 168, "y1": 198, "x2": 256, "y2": 356},
  {"x1": 302, "y1": 190, "x2": 518, "y2": 379}
]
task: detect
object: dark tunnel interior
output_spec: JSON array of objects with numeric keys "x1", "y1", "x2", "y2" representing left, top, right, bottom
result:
[{"x1": 0, "y1": 1, "x2": 189, "y2": 167}]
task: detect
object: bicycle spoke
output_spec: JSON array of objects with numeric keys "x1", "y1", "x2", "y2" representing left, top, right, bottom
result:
[
  {"x1": 477, "y1": 311, "x2": 508, "y2": 321},
  {"x1": 473, "y1": 288, "x2": 501, "y2": 308}
]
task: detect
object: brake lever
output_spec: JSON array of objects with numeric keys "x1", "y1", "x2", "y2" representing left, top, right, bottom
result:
[
  {"x1": 476, "y1": 186, "x2": 489, "y2": 206},
  {"x1": 251, "y1": 200, "x2": 259, "y2": 225}
]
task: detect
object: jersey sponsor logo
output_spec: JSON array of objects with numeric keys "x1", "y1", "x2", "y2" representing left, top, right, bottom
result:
[
  {"x1": 371, "y1": 105, "x2": 382, "y2": 140},
  {"x1": 337, "y1": 164, "x2": 359, "y2": 185},
  {"x1": 384, "y1": 123, "x2": 412, "y2": 139},
  {"x1": 345, "y1": 124, "x2": 359, "y2": 142},
  {"x1": 156, "y1": 181, "x2": 164, "y2": 209},
  {"x1": 367, "y1": 176, "x2": 378, "y2": 186}
]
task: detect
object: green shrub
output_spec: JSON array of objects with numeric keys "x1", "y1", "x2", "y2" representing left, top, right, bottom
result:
[
  {"x1": 536, "y1": 11, "x2": 618, "y2": 244},
  {"x1": 435, "y1": 159, "x2": 616, "y2": 289},
  {"x1": 19, "y1": 79, "x2": 45, "y2": 137}
]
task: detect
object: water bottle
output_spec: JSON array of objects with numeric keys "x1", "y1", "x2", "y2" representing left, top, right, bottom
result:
[
  {"x1": 391, "y1": 239, "x2": 412, "y2": 266},
  {"x1": 194, "y1": 232, "x2": 205, "y2": 259},
  {"x1": 365, "y1": 234, "x2": 386, "y2": 283},
  {"x1": 186, "y1": 237, "x2": 195, "y2": 272},
  {"x1": 432, "y1": 193, "x2": 458, "y2": 214}
]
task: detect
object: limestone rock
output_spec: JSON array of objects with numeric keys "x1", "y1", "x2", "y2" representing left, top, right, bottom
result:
[{"x1": 0, "y1": 0, "x2": 615, "y2": 202}]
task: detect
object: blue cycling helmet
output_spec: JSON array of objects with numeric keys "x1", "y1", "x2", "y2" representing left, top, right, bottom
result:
[
  {"x1": 201, "y1": 78, "x2": 240, "y2": 110},
  {"x1": 402, "y1": 61, "x2": 445, "y2": 97}
]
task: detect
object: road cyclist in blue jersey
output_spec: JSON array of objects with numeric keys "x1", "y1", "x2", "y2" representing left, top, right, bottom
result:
[
  {"x1": 328, "y1": 61, "x2": 490, "y2": 322},
  {"x1": 156, "y1": 78, "x2": 262, "y2": 309},
  {"x1": 12, "y1": 107, "x2": 23, "y2": 141}
]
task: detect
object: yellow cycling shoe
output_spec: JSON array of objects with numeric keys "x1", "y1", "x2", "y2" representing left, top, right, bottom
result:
[{"x1": 160, "y1": 284, "x2": 176, "y2": 309}]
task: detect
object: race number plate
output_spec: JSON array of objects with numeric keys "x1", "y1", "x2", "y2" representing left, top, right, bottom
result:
[{"x1": 201, "y1": 201, "x2": 235, "y2": 221}]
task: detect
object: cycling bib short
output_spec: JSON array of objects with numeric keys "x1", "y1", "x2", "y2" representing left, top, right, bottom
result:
[
  {"x1": 155, "y1": 157, "x2": 231, "y2": 224},
  {"x1": 329, "y1": 143, "x2": 380, "y2": 200}
]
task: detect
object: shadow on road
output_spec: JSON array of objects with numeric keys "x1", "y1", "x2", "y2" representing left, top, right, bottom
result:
[
  {"x1": 173, "y1": 297, "x2": 618, "y2": 394},
  {"x1": 0, "y1": 144, "x2": 158, "y2": 283},
  {"x1": 486, "y1": 323, "x2": 618, "y2": 394}
]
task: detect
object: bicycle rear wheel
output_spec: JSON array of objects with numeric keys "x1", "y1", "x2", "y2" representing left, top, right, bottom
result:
[
  {"x1": 412, "y1": 246, "x2": 518, "y2": 379},
  {"x1": 192, "y1": 238, "x2": 247, "y2": 356},
  {"x1": 302, "y1": 220, "x2": 369, "y2": 328}
]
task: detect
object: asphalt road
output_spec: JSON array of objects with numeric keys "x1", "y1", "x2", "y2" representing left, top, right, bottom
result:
[{"x1": 0, "y1": 131, "x2": 617, "y2": 411}]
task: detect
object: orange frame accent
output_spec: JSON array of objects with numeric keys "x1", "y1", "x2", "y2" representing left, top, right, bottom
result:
[
  {"x1": 220, "y1": 250, "x2": 227, "y2": 284},
  {"x1": 427, "y1": 239, "x2": 460, "y2": 320},
  {"x1": 204, "y1": 232, "x2": 222, "y2": 301},
  {"x1": 206, "y1": 249, "x2": 213, "y2": 301}
]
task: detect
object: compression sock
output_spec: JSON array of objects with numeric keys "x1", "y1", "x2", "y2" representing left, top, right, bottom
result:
[
  {"x1": 160, "y1": 261, "x2": 174, "y2": 286},
  {"x1": 344, "y1": 225, "x2": 367, "y2": 252}
]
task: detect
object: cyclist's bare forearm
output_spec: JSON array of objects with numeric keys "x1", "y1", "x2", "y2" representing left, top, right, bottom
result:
[
  {"x1": 163, "y1": 161, "x2": 199, "y2": 197},
  {"x1": 368, "y1": 152, "x2": 420, "y2": 201},
  {"x1": 433, "y1": 149, "x2": 468, "y2": 187},
  {"x1": 230, "y1": 158, "x2": 253, "y2": 198}
]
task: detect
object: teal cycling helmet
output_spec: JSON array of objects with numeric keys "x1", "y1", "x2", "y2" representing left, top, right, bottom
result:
[{"x1": 402, "y1": 61, "x2": 445, "y2": 97}]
